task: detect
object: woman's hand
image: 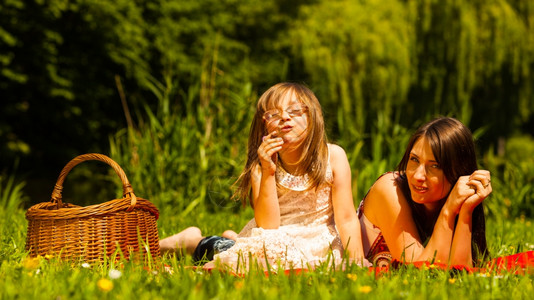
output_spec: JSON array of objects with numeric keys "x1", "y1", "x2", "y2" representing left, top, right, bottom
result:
[
  {"x1": 449, "y1": 170, "x2": 491, "y2": 266},
  {"x1": 443, "y1": 170, "x2": 491, "y2": 216},
  {"x1": 461, "y1": 170, "x2": 492, "y2": 213},
  {"x1": 257, "y1": 132, "x2": 284, "y2": 175},
  {"x1": 444, "y1": 176, "x2": 477, "y2": 216}
]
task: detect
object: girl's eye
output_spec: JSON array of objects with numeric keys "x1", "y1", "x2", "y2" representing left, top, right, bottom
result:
[
  {"x1": 431, "y1": 164, "x2": 441, "y2": 169},
  {"x1": 287, "y1": 108, "x2": 302, "y2": 115},
  {"x1": 287, "y1": 105, "x2": 307, "y2": 116},
  {"x1": 263, "y1": 110, "x2": 280, "y2": 121},
  {"x1": 409, "y1": 156, "x2": 419, "y2": 163}
]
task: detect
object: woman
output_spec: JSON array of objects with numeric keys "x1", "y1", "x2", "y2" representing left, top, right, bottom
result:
[{"x1": 359, "y1": 117, "x2": 491, "y2": 267}]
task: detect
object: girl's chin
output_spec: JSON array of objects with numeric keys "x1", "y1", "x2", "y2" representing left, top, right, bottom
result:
[{"x1": 281, "y1": 135, "x2": 304, "y2": 146}]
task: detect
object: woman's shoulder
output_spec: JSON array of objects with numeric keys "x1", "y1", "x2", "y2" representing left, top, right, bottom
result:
[
  {"x1": 373, "y1": 172, "x2": 399, "y2": 190},
  {"x1": 365, "y1": 173, "x2": 403, "y2": 206}
]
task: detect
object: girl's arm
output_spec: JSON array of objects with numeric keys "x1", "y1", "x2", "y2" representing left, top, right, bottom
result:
[
  {"x1": 330, "y1": 144, "x2": 365, "y2": 260},
  {"x1": 251, "y1": 134, "x2": 284, "y2": 229},
  {"x1": 363, "y1": 173, "x2": 474, "y2": 263},
  {"x1": 450, "y1": 171, "x2": 492, "y2": 266}
]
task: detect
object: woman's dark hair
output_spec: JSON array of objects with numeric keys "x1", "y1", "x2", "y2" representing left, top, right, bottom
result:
[{"x1": 395, "y1": 117, "x2": 488, "y2": 264}]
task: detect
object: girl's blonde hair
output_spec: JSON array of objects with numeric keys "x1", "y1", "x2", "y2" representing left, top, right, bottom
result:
[{"x1": 233, "y1": 82, "x2": 329, "y2": 206}]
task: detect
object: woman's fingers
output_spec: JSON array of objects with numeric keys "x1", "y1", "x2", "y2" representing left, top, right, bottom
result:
[
  {"x1": 442, "y1": 171, "x2": 491, "y2": 215},
  {"x1": 469, "y1": 170, "x2": 491, "y2": 188},
  {"x1": 467, "y1": 170, "x2": 492, "y2": 196},
  {"x1": 457, "y1": 176, "x2": 476, "y2": 197},
  {"x1": 446, "y1": 176, "x2": 475, "y2": 214}
]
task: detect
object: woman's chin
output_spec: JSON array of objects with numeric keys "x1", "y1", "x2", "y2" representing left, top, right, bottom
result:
[{"x1": 410, "y1": 192, "x2": 431, "y2": 205}]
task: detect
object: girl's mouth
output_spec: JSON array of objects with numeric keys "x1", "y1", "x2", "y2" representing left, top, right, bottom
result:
[{"x1": 280, "y1": 125, "x2": 293, "y2": 133}]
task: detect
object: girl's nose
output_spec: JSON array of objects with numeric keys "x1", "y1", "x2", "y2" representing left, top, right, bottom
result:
[{"x1": 280, "y1": 110, "x2": 292, "y2": 120}]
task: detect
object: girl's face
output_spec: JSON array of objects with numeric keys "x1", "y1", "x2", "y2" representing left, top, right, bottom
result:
[
  {"x1": 263, "y1": 90, "x2": 308, "y2": 149},
  {"x1": 405, "y1": 137, "x2": 452, "y2": 213}
]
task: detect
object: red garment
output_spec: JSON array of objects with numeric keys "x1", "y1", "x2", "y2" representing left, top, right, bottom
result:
[{"x1": 378, "y1": 251, "x2": 534, "y2": 275}]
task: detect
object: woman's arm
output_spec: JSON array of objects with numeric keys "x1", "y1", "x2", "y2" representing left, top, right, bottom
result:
[
  {"x1": 251, "y1": 134, "x2": 284, "y2": 229},
  {"x1": 330, "y1": 144, "x2": 365, "y2": 260},
  {"x1": 363, "y1": 173, "x2": 473, "y2": 263},
  {"x1": 450, "y1": 171, "x2": 492, "y2": 266}
]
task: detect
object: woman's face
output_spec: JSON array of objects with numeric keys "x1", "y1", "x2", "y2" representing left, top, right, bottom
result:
[
  {"x1": 405, "y1": 137, "x2": 452, "y2": 213},
  {"x1": 263, "y1": 90, "x2": 308, "y2": 148}
]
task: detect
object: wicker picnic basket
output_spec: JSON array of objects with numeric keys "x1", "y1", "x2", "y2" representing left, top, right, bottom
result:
[{"x1": 25, "y1": 153, "x2": 160, "y2": 262}]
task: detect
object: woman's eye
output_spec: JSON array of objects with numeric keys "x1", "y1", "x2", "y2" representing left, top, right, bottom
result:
[
  {"x1": 431, "y1": 164, "x2": 440, "y2": 169},
  {"x1": 409, "y1": 156, "x2": 419, "y2": 163}
]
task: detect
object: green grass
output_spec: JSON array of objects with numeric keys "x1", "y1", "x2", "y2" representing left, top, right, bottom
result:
[{"x1": 1, "y1": 202, "x2": 533, "y2": 300}]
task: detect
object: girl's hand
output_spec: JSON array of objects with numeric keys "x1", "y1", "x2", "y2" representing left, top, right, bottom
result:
[
  {"x1": 444, "y1": 176, "x2": 477, "y2": 215},
  {"x1": 462, "y1": 170, "x2": 492, "y2": 213},
  {"x1": 257, "y1": 132, "x2": 284, "y2": 175}
]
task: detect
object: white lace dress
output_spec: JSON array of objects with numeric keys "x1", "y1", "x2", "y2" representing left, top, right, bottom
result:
[{"x1": 213, "y1": 149, "x2": 343, "y2": 272}]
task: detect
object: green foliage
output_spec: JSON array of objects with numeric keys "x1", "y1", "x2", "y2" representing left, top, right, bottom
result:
[
  {"x1": 289, "y1": 0, "x2": 414, "y2": 140},
  {"x1": 0, "y1": 0, "x2": 310, "y2": 204},
  {"x1": 415, "y1": 0, "x2": 534, "y2": 143},
  {"x1": 288, "y1": 0, "x2": 534, "y2": 149},
  {"x1": 483, "y1": 135, "x2": 534, "y2": 219}
]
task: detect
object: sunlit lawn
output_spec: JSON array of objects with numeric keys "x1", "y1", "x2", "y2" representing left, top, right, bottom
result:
[{"x1": 1, "y1": 205, "x2": 533, "y2": 300}]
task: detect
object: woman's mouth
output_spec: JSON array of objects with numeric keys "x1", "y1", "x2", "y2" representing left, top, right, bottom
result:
[{"x1": 412, "y1": 185, "x2": 428, "y2": 193}]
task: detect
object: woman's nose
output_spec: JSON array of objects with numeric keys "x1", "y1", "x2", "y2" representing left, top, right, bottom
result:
[{"x1": 413, "y1": 164, "x2": 426, "y2": 181}]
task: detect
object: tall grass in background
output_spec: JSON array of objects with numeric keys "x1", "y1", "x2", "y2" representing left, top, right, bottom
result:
[
  {"x1": 109, "y1": 76, "x2": 534, "y2": 231},
  {"x1": 0, "y1": 171, "x2": 28, "y2": 261},
  {"x1": 109, "y1": 58, "x2": 256, "y2": 229},
  {"x1": 483, "y1": 135, "x2": 534, "y2": 221},
  {"x1": 342, "y1": 111, "x2": 411, "y2": 201}
]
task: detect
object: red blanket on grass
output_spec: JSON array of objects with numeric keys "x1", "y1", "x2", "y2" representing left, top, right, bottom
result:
[
  {"x1": 204, "y1": 251, "x2": 534, "y2": 277},
  {"x1": 367, "y1": 251, "x2": 534, "y2": 276}
]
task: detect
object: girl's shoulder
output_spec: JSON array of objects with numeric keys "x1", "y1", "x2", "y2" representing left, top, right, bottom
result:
[
  {"x1": 326, "y1": 143, "x2": 350, "y2": 174},
  {"x1": 327, "y1": 143, "x2": 344, "y2": 152},
  {"x1": 327, "y1": 143, "x2": 348, "y2": 162}
]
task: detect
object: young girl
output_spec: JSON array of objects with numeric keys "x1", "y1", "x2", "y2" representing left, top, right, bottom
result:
[
  {"x1": 358, "y1": 117, "x2": 491, "y2": 267},
  {"x1": 160, "y1": 82, "x2": 367, "y2": 271}
]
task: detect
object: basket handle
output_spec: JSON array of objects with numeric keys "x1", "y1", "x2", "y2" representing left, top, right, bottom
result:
[{"x1": 50, "y1": 153, "x2": 137, "y2": 210}]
